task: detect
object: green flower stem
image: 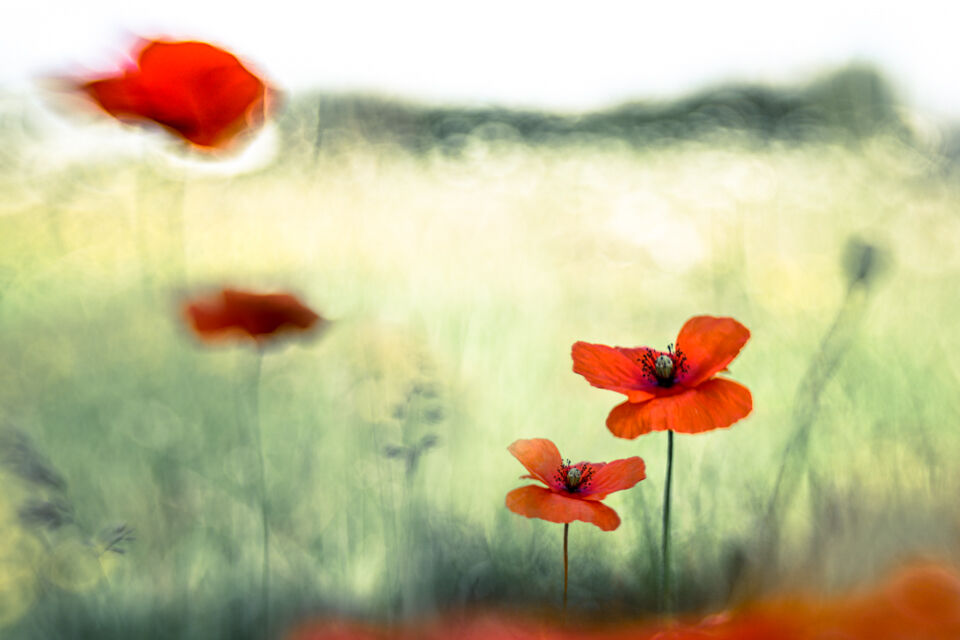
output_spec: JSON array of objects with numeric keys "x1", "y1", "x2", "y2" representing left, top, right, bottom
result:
[
  {"x1": 563, "y1": 522, "x2": 570, "y2": 613},
  {"x1": 661, "y1": 429, "x2": 674, "y2": 614},
  {"x1": 249, "y1": 348, "x2": 269, "y2": 637}
]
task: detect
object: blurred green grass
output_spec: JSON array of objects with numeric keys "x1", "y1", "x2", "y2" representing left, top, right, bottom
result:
[{"x1": 1, "y1": 108, "x2": 959, "y2": 638}]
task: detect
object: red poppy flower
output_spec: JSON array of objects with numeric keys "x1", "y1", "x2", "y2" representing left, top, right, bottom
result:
[
  {"x1": 184, "y1": 289, "x2": 322, "y2": 343},
  {"x1": 286, "y1": 618, "x2": 388, "y2": 640},
  {"x1": 572, "y1": 316, "x2": 751, "y2": 438},
  {"x1": 78, "y1": 39, "x2": 271, "y2": 150},
  {"x1": 837, "y1": 562, "x2": 960, "y2": 639},
  {"x1": 505, "y1": 438, "x2": 645, "y2": 531}
]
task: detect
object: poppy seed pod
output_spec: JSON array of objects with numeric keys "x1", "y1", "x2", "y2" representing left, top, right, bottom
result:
[{"x1": 843, "y1": 236, "x2": 886, "y2": 288}]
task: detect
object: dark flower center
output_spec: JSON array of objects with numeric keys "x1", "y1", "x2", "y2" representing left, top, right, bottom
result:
[
  {"x1": 639, "y1": 344, "x2": 688, "y2": 388},
  {"x1": 554, "y1": 459, "x2": 595, "y2": 493}
]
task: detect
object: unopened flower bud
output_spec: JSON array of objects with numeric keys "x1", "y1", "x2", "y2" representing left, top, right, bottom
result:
[{"x1": 843, "y1": 236, "x2": 886, "y2": 288}]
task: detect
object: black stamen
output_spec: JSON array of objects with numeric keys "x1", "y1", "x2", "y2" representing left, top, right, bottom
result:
[
  {"x1": 636, "y1": 345, "x2": 689, "y2": 388},
  {"x1": 556, "y1": 461, "x2": 595, "y2": 493}
]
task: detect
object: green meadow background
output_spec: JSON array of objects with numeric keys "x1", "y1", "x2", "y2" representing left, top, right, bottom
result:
[{"x1": 1, "y1": 66, "x2": 959, "y2": 638}]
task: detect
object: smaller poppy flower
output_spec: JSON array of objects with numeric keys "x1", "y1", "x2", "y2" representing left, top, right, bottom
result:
[
  {"x1": 572, "y1": 315, "x2": 752, "y2": 438},
  {"x1": 184, "y1": 289, "x2": 322, "y2": 344},
  {"x1": 506, "y1": 438, "x2": 645, "y2": 531},
  {"x1": 77, "y1": 39, "x2": 272, "y2": 150}
]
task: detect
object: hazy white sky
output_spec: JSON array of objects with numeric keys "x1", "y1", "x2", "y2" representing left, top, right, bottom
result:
[{"x1": 1, "y1": 0, "x2": 956, "y2": 115}]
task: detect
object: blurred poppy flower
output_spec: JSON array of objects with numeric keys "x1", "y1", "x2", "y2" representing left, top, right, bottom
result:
[
  {"x1": 78, "y1": 39, "x2": 271, "y2": 150},
  {"x1": 185, "y1": 289, "x2": 322, "y2": 343},
  {"x1": 506, "y1": 438, "x2": 645, "y2": 531},
  {"x1": 286, "y1": 618, "x2": 390, "y2": 640},
  {"x1": 572, "y1": 316, "x2": 751, "y2": 438},
  {"x1": 836, "y1": 562, "x2": 960, "y2": 639},
  {"x1": 283, "y1": 562, "x2": 960, "y2": 640}
]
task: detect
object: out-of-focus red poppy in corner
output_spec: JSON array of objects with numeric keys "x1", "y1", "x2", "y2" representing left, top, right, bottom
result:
[
  {"x1": 646, "y1": 561, "x2": 960, "y2": 640},
  {"x1": 184, "y1": 289, "x2": 323, "y2": 344},
  {"x1": 77, "y1": 39, "x2": 272, "y2": 150},
  {"x1": 288, "y1": 562, "x2": 960, "y2": 640},
  {"x1": 286, "y1": 614, "x2": 580, "y2": 640},
  {"x1": 572, "y1": 316, "x2": 752, "y2": 438},
  {"x1": 286, "y1": 619, "x2": 392, "y2": 640},
  {"x1": 505, "y1": 438, "x2": 645, "y2": 531},
  {"x1": 835, "y1": 562, "x2": 960, "y2": 639},
  {"x1": 284, "y1": 563, "x2": 960, "y2": 638}
]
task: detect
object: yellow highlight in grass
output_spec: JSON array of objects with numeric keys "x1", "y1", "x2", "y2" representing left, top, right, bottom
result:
[
  {"x1": 0, "y1": 559, "x2": 36, "y2": 629},
  {"x1": 44, "y1": 540, "x2": 103, "y2": 593}
]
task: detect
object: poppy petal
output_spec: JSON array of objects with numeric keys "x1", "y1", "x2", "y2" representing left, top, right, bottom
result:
[
  {"x1": 184, "y1": 289, "x2": 321, "y2": 342},
  {"x1": 507, "y1": 439, "x2": 563, "y2": 489},
  {"x1": 579, "y1": 457, "x2": 646, "y2": 500},
  {"x1": 79, "y1": 39, "x2": 269, "y2": 151},
  {"x1": 881, "y1": 563, "x2": 960, "y2": 627},
  {"x1": 185, "y1": 299, "x2": 232, "y2": 334},
  {"x1": 675, "y1": 316, "x2": 750, "y2": 387},
  {"x1": 606, "y1": 378, "x2": 752, "y2": 438},
  {"x1": 571, "y1": 341, "x2": 657, "y2": 402},
  {"x1": 223, "y1": 290, "x2": 319, "y2": 336},
  {"x1": 505, "y1": 485, "x2": 621, "y2": 531},
  {"x1": 81, "y1": 77, "x2": 148, "y2": 119},
  {"x1": 138, "y1": 41, "x2": 267, "y2": 148}
]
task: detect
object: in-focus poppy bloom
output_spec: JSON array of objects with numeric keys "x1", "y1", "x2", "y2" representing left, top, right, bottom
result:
[
  {"x1": 506, "y1": 438, "x2": 645, "y2": 531},
  {"x1": 78, "y1": 39, "x2": 271, "y2": 150},
  {"x1": 572, "y1": 316, "x2": 751, "y2": 438},
  {"x1": 185, "y1": 289, "x2": 322, "y2": 343}
]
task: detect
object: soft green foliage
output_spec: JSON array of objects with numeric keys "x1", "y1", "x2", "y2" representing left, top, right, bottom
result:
[{"x1": 0, "y1": 116, "x2": 958, "y2": 638}]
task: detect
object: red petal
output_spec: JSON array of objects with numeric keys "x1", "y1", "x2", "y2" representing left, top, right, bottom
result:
[
  {"x1": 184, "y1": 289, "x2": 321, "y2": 342},
  {"x1": 579, "y1": 457, "x2": 646, "y2": 500},
  {"x1": 606, "y1": 378, "x2": 752, "y2": 438},
  {"x1": 139, "y1": 41, "x2": 267, "y2": 148},
  {"x1": 507, "y1": 439, "x2": 562, "y2": 489},
  {"x1": 185, "y1": 300, "x2": 232, "y2": 334},
  {"x1": 675, "y1": 316, "x2": 750, "y2": 387},
  {"x1": 571, "y1": 341, "x2": 657, "y2": 402},
  {"x1": 881, "y1": 563, "x2": 960, "y2": 629},
  {"x1": 505, "y1": 485, "x2": 621, "y2": 531},
  {"x1": 223, "y1": 290, "x2": 319, "y2": 336},
  {"x1": 287, "y1": 619, "x2": 387, "y2": 640},
  {"x1": 81, "y1": 76, "x2": 147, "y2": 119},
  {"x1": 138, "y1": 40, "x2": 240, "y2": 78},
  {"x1": 79, "y1": 39, "x2": 269, "y2": 150}
]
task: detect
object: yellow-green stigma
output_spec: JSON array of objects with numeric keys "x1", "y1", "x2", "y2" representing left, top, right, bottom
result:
[{"x1": 655, "y1": 354, "x2": 675, "y2": 380}]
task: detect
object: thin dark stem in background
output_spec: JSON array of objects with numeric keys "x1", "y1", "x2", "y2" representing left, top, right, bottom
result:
[
  {"x1": 249, "y1": 348, "x2": 269, "y2": 637},
  {"x1": 661, "y1": 429, "x2": 675, "y2": 614},
  {"x1": 631, "y1": 474, "x2": 659, "y2": 580},
  {"x1": 752, "y1": 267, "x2": 878, "y2": 594},
  {"x1": 562, "y1": 523, "x2": 570, "y2": 614}
]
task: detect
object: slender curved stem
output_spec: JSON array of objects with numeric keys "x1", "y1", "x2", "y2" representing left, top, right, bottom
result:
[
  {"x1": 661, "y1": 429, "x2": 674, "y2": 614},
  {"x1": 563, "y1": 523, "x2": 570, "y2": 613},
  {"x1": 249, "y1": 349, "x2": 269, "y2": 636},
  {"x1": 760, "y1": 283, "x2": 867, "y2": 570}
]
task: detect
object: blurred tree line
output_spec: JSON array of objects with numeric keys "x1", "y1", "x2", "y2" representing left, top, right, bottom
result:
[{"x1": 278, "y1": 65, "x2": 909, "y2": 154}]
